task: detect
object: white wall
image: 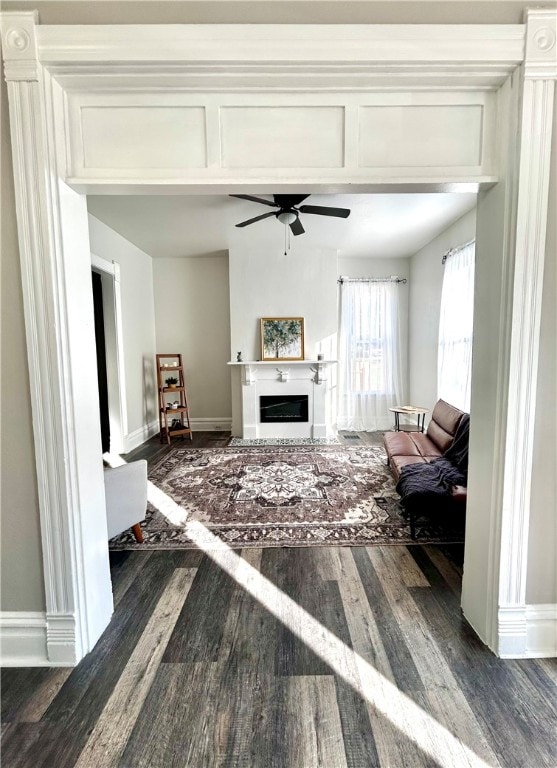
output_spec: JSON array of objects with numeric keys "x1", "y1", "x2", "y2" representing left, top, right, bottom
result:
[
  {"x1": 153, "y1": 252, "x2": 232, "y2": 428},
  {"x1": 229, "y1": 231, "x2": 338, "y2": 435},
  {"x1": 87, "y1": 215, "x2": 158, "y2": 447},
  {"x1": 339, "y1": 256, "x2": 410, "y2": 405},
  {"x1": 526, "y1": 85, "x2": 557, "y2": 605},
  {"x1": 408, "y1": 207, "x2": 477, "y2": 412}
]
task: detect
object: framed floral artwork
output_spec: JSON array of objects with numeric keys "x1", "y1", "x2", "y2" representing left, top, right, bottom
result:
[{"x1": 260, "y1": 317, "x2": 304, "y2": 361}]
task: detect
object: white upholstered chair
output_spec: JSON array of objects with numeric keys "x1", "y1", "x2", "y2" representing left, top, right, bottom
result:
[{"x1": 104, "y1": 460, "x2": 147, "y2": 543}]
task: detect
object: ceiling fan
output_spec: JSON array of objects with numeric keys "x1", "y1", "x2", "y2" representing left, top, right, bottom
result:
[{"x1": 230, "y1": 194, "x2": 350, "y2": 236}]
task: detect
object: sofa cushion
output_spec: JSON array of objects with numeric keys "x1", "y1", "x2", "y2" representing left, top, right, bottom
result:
[
  {"x1": 426, "y1": 399, "x2": 465, "y2": 453},
  {"x1": 383, "y1": 431, "x2": 421, "y2": 458},
  {"x1": 391, "y1": 454, "x2": 427, "y2": 479},
  {"x1": 408, "y1": 432, "x2": 443, "y2": 458}
]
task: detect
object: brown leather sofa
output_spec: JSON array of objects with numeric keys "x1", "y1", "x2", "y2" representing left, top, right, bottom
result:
[
  {"x1": 384, "y1": 399, "x2": 468, "y2": 537},
  {"x1": 384, "y1": 399, "x2": 466, "y2": 482}
]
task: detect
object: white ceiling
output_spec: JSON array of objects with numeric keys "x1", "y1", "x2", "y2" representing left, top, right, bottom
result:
[{"x1": 87, "y1": 193, "x2": 476, "y2": 260}]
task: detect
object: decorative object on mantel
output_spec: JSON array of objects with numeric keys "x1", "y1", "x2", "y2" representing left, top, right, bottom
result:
[
  {"x1": 261, "y1": 317, "x2": 304, "y2": 361},
  {"x1": 109, "y1": 444, "x2": 464, "y2": 550},
  {"x1": 236, "y1": 351, "x2": 242, "y2": 362}
]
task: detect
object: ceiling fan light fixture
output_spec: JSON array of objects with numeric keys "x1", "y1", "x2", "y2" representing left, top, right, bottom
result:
[{"x1": 277, "y1": 210, "x2": 297, "y2": 226}]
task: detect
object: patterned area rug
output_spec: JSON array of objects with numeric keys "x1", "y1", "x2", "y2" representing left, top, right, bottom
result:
[
  {"x1": 110, "y1": 445, "x2": 464, "y2": 549},
  {"x1": 228, "y1": 437, "x2": 341, "y2": 446}
]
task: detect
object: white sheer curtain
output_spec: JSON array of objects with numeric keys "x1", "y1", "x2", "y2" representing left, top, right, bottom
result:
[
  {"x1": 337, "y1": 280, "x2": 404, "y2": 431},
  {"x1": 437, "y1": 241, "x2": 475, "y2": 412}
]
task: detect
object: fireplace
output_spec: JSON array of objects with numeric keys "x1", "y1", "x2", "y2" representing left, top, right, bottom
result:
[
  {"x1": 229, "y1": 360, "x2": 337, "y2": 439},
  {"x1": 260, "y1": 395, "x2": 309, "y2": 423}
]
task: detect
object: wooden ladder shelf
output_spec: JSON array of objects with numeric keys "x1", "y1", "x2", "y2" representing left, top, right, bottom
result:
[{"x1": 156, "y1": 353, "x2": 193, "y2": 444}]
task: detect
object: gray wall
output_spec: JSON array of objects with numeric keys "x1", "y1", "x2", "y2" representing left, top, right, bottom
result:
[
  {"x1": 526, "y1": 84, "x2": 557, "y2": 605},
  {"x1": 0, "y1": 70, "x2": 45, "y2": 612},
  {"x1": 153, "y1": 252, "x2": 232, "y2": 423},
  {"x1": 408, "y1": 208, "x2": 477, "y2": 413},
  {"x1": 88, "y1": 215, "x2": 158, "y2": 439}
]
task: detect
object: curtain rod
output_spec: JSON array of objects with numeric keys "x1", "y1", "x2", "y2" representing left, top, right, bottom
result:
[
  {"x1": 442, "y1": 239, "x2": 475, "y2": 265},
  {"x1": 337, "y1": 276, "x2": 407, "y2": 284}
]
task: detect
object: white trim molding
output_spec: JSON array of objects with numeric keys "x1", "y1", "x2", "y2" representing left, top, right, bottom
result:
[
  {"x1": 498, "y1": 604, "x2": 557, "y2": 658},
  {"x1": 498, "y1": 8, "x2": 556, "y2": 640},
  {"x1": 1, "y1": 11, "x2": 114, "y2": 665},
  {"x1": 123, "y1": 418, "x2": 233, "y2": 451},
  {"x1": 37, "y1": 23, "x2": 525, "y2": 90},
  {"x1": 526, "y1": 605, "x2": 557, "y2": 657},
  {"x1": 189, "y1": 417, "x2": 233, "y2": 433},
  {"x1": 0, "y1": 612, "x2": 77, "y2": 667},
  {"x1": 0, "y1": 612, "x2": 47, "y2": 666}
]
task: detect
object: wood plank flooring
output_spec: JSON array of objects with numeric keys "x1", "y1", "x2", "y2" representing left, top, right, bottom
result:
[
  {"x1": 2, "y1": 545, "x2": 556, "y2": 767},
  {"x1": 2, "y1": 433, "x2": 556, "y2": 766},
  {"x1": 122, "y1": 429, "x2": 385, "y2": 466}
]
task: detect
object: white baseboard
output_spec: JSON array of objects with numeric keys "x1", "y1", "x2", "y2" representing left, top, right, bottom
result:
[
  {"x1": 1, "y1": 612, "x2": 48, "y2": 666},
  {"x1": 189, "y1": 417, "x2": 232, "y2": 432},
  {"x1": 526, "y1": 604, "x2": 557, "y2": 657},
  {"x1": 0, "y1": 611, "x2": 78, "y2": 666},
  {"x1": 46, "y1": 613, "x2": 79, "y2": 665},
  {"x1": 123, "y1": 419, "x2": 159, "y2": 453},
  {"x1": 1, "y1": 612, "x2": 47, "y2": 665},
  {"x1": 498, "y1": 604, "x2": 557, "y2": 658},
  {"x1": 126, "y1": 418, "x2": 232, "y2": 448}
]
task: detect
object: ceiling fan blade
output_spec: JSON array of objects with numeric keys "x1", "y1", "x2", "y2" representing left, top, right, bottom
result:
[
  {"x1": 273, "y1": 194, "x2": 310, "y2": 208},
  {"x1": 235, "y1": 211, "x2": 276, "y2": 228},
  {"x1": 289, "y1": 216, "x2": 305, "y2": 236},
  {"x1": 230, "y1": 194, "x2": 278, "y2": 208},
  {"x1": 298, "y1": 205, "x2": 351, "y2": 218}
]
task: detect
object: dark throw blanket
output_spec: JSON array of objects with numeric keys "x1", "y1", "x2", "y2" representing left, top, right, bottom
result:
[
  {"x1": 396, "y1": 414, "x2": 470, "y2": 511},
  {"x1": 443, "y1": 413, "x2": 470, "y2": 473}
]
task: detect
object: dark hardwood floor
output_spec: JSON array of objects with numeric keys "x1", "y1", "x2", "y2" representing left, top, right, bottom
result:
[
  {"x1": 2, "y1": 433, "x2": 556, "y2": 767},
  {"x1": 122, "y1": 428, "x2": 386, "y2": 465},
  {"x1": 2, "y1": 546, "x2": 556, "y2": 767}
]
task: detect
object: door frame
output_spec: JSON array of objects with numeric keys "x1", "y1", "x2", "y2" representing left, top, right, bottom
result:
[
  {"x1": 1, "y1": 11, "x2": 555, "y2": 663},
  {"x1": 91, "y1": 253, "x2": 128, "y2": 456}
]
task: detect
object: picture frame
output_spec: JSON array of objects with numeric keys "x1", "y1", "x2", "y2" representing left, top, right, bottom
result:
[{"x1": 260, "y1": 317, "x2": 305, "y2": 361}]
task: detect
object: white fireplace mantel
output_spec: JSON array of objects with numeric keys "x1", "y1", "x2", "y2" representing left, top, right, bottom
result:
[
  {"x1": 228, "y1": 359, "x2": 336, "y2": 385},
  {"x1": 228, "y1": 360, "x2": 337, "y2": 439}
]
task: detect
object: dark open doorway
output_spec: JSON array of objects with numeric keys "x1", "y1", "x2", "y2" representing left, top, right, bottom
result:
[{"x1": 92, "y1": 270, "x2": 110, "y2": 454}]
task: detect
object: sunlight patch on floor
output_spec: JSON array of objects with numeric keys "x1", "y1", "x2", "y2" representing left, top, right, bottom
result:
[{"x1": 142, "y1": 478, "x2": 496, "y2": 768}]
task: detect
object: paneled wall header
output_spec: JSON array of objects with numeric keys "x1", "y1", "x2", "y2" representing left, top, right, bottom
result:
[{"x1": 67, "y1": 91, "x2": 495, "y2": 185}]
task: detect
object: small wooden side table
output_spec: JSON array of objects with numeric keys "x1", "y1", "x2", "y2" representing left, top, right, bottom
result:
[{"x1": 389, "y1": 406, "x2": 429, "y2": 433}]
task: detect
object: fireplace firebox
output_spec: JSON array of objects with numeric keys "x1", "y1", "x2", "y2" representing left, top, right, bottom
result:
[{"x1": 260, "y1": 395, "x2": 309, "y2": 423}]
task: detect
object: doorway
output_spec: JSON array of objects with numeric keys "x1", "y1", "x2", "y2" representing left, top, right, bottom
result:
[
  {"x1": 4, "y1": 17, "x2": 553, "y2": 664},
  {"x1": 91, "y1": 270, "x2": 110, "y2": 453},
  {"x1": 91, "y1": 255, "x2": 127, "y2": 457}
]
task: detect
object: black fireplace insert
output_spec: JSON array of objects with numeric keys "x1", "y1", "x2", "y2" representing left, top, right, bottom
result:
[{"x1": 260, "y1": 395, "x2": 309, "y2": 423}]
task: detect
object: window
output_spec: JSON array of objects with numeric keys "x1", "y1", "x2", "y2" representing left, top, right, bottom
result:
[
  {"x1": 338, "y1": 280, "x2": 404, "y2": 431},
  {"x1": 438, "y1": 241, "x2": 475, "y2": 412}
]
